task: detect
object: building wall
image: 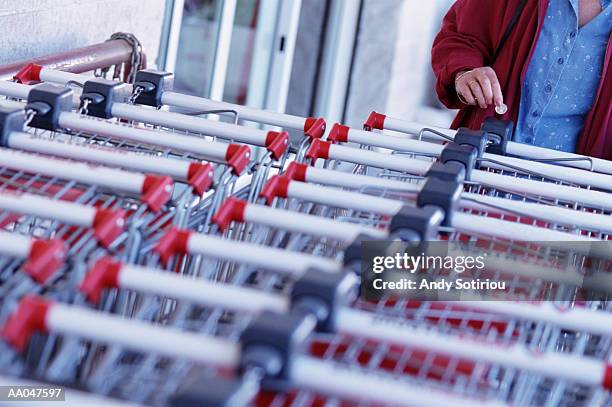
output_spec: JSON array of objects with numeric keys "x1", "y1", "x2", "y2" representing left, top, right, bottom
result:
[
  {"x1": 386, "y1": 1, "x2": 438, "y2": 121},
  {"x1": 343, "y1": 0, "x2": 402, "y2": 128},
  {"x1": 344, "y1": 0, "x2": 456, "y2": 128},
  {"x1": 0, "y1": 0, "x2": 166, "y2": 67}
]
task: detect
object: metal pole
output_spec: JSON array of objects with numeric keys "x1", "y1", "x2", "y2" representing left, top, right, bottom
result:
[{"x1": 0, "y1": 40, "x2": 134, "y2": 81}]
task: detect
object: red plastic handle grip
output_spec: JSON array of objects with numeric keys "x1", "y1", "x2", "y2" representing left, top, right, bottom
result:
[
  {"x1": 305, "y1": 139, "x2": 331, "y2": 164},
  {"x1": 327, "y1": 123, "x2": 350, "y2": 144},
  {"x1": 13, "y1": 63, "x2": 43, "y2": 85},
  {"x1": 80, "y1": 257, "x2": 122, "y2": 305},
  {"x1": 225, "y1": 144, "x2": 251, "y2": 175},
  {"x1": 363, "y1": 111, "x2": 386, "y2": 131},
  {"x1": 260, "y1": 175, "x2": 291, "y2": 205},
  {"x1": 304, "y1": 117, "x2": 326, "y2": 139},
  {"x1": 92, "y1": 208, "x2": 127, "y2": 248},
  {"x1": 154, "y1": 227, "x2": 192, "y2": 266},
  {"x1": 604, "y1": 364, "x2": 612, "y2": 391},
  {"x1": 2, "y1": 295, "x2": 51, "y2": 352},
  {"x1": 23, "y1": 239, "x2": 66, "y2": 284},
  {"x1": 265, "y1": 131, "x2": 290, "y2": 160},
  {"x1": 187, "y1": 162, "x2": 215, "y2": 196},
  {"x1": 141, "y1": 175, "x2": 173, "y2": 212},
  {"x1": 283, "y1": 162, "x2": 308, "y2": 182},
  {"x1": 212, "y1": 197, "x2": 247, "y2": 232}
]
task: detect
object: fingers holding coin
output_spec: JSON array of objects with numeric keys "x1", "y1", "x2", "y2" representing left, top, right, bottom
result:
[{"x1": 455, "y1": 67, "x2": 506, "y2": 111}]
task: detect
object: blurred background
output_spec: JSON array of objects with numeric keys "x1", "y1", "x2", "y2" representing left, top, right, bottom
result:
[{"x1": 0, "y1": 0, "x2": 456, "y2": 130}]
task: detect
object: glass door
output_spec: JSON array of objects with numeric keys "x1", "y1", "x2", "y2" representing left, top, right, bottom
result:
[
  {"x1": 162, "y1": 0, "x2": 302, "y2": 118},
  {"x1": 171, "y1": 0, "x2": 230, "y2": 97},
  {"x1": 223, "y1": 0, "x2": 302, "y2": 116}
]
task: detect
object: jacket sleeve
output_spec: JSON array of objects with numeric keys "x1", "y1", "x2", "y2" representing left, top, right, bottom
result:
[{"x1": 431, "y1": 0, "x2": 504, "y2": 108}]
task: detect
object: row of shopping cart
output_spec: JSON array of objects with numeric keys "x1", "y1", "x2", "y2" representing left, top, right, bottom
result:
[{"x1": 0, "y1": 63, "x2": 610, "y2": 407}]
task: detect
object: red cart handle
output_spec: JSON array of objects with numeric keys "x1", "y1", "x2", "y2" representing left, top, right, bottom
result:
[
  {"x1": 2, "y1": 295, "x2": 51, "y2": 352},
  {"x1": 23, "y1": 239, "x2": 66, "y2": 284},
  {"x1": 212, "y1": 198, "x2": 247, "y2": 231},
  {"x1": 283, "y1": 162, "x2": 308, "y2": 182},
  {"x1": 187, "y1": 163, "x2": 215, "y2": 195},
  {"x1": 304, "y1": 117, "x2": 326, "y2": 139},
  {"x1": 154, "y1": 227, "x2": 192, "y2": 265},
  {"x1": 305, "y1": 139, "x2": 331, "y2": 164},
  {"x1": 225, "y1": 144, "x2": 251, "y2": 175},
  {"x1": 80, "y1": 257, "x2": 122, "y2": 305},
  {"x1": 260, "y1": 175, "x2": 291, "y2": 205},
  {"x1": 327, "y1": 123, "x2": 350, "y2": 144},
  {"x1": 92, "y1": 209, "x2": 127, "y2": 247},
  {"x1": 363, "y1": 111, "x2": 386, "y2": 131},
  {"x1": 13, "y1": 63, "x2": 43, "y2": 85},
  {"x1": 141, "y1": 175, "x2": 173, "y2": 212},
  {"x1": 265, "y1": 131, "x2": 290, "y2": 160}
]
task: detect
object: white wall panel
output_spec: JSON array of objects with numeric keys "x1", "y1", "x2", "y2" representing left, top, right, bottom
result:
[{"x1": 0, "y1": 0, "x2": 165, "y2": 67}]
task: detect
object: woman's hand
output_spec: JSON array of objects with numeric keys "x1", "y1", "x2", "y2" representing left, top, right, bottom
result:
[{"x1": 455, "y1": 67, "x2": 504, "y2": 109}]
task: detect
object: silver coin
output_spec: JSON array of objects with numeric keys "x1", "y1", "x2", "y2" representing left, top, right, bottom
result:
[{"x1": 495, "y1": 104, "x2": 508, "y2": 115}]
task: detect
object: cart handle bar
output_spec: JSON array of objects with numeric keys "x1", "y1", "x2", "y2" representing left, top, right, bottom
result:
[
  {"x1": 280, "y1": 162, "x2": 612, "y2": 233},
  {"x1": 212, "y1": 197, "x2": 387, "y2": 242},
  {"x1": 0, "y1": 147, "x2": 172, "y2": 212},
  {"x1": 13, "y1": 65, "x2": 291, "y2": 158},
  {"x1": 78, "y1": 257, "x2": 612, "y2": 386},
  {"x1": 0, "y1": 231, "x2": 66, "y2": 283},
  {"x1": 154, "y1": 227, "x2": 341, "y2": 273},
  {"x1": 0, "y1": 84, "x2": 253, "y2": 176},
  {"x1": 302, "y1": 139, "x2": 612, "y2": 211},
  {"x1": 7, "y1": 291, "x2": 612, "y2": 392},
  {"x1": 2, "y1": 295, "x2": 515, "y2": 407},
  {"x1": 364, "y1": 111, "x2": 612, "y2": 176},
  {"x1": 16, "y1": 64, "x2": 327, "y2": 139},
  {"x1": 80, "y1": 257, "x2": 290, "y2": 313},
  {"x1": 4, "y1": 129, "x2": 214, "y2": 196},
  {"x1": 328, "y1": 123, "x2": 612, "y2": 191},
  {"x1": 0, "y1": 191, "x2": 125, "y2": 247}
]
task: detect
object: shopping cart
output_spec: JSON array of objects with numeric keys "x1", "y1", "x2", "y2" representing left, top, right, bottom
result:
[
  {"x1": 6, "y1": 293, "x2": 536, "y2": 407},
  {"x1": 0, "y1": 189, "x2": 126, "y2": 323},
  {"x1": 301, "y1": 136, "x2": 612, "y2": 212},
  {"x1": 17, "y1": 65, "x2": 328, "y2": 154},
  {"x1": 9, "y1": 67, "x2": 294, "y2": 199},
  {"x1": 0, "y1": 100, "x2": 214, "y2": 303},
  {"x1": 0, "y1": 58, "x2": 610, "y2": 407},
  {"x1": 262, "y1": 164, "x2": 612, "y2": 244},
  {"x1": 363, "y1": 111, "x2": 612, "y2": 175},
  {"x1": 326, "y1": 121, "x2": 612, "y2": 190},
  {"x1": 2, "y1": 235, "x2": 610, "y2": 407},
  {"x1": 251, "y1": 111, "x2": 611, "y2": 398},
  {"x1": 123, "y1": 144, "x2": 611, "y2": 405},
  {"x1": 267, "y1": 161, "x2": 612, "y2": 237},
  {"x1": 0, "y1": 83, "x2": 259, "y2": 230},
  {"x1": 1, "y1": 179, "x2": 610, "y2": 405},
  {"x1": 75, "y1": 254, "x2": 612, "y2": 383}
]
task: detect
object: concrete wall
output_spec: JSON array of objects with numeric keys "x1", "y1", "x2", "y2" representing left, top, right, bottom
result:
[
  {"x1": 0, "y1": 0, "x2": 166, "y2": 67},
  {"x1": 343, "y1": 0, "x2": 402, "y2": 128},
  {"x1": 344, "y1": 0, "x2": 456, "y2": 128}
]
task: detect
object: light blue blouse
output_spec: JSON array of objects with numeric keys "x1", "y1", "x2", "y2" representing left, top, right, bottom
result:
[{"x1": 514, "y1": 0, "x2": 611, "y2": 152}]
